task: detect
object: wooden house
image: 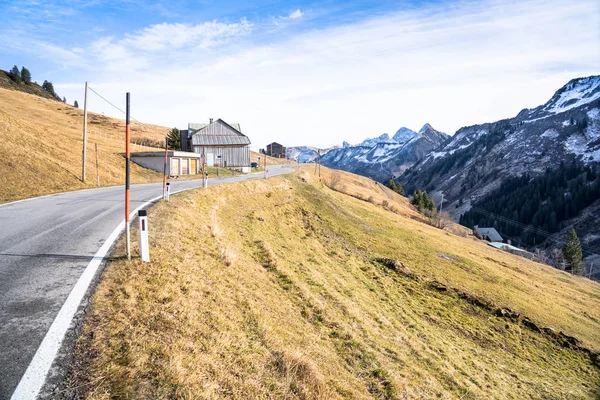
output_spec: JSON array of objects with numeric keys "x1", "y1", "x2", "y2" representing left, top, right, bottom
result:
[{"x1": 188, "y1": 119, "x2": 251, "y2": 172}]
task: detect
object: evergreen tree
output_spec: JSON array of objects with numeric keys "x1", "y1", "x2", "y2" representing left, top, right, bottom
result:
[
  {"x1": 20, "y1": 67, "x2": 31, "y2": 84},
  {"x1": 42, "y1": 80, "x2": 56, "y2": 96},
  {"x1": 9, "y1": 65, "x2": 21, "y2": 83},
  {"x1": 62, "y1": 96, "x2": 67, "y2": 103},
  {"x1": 167, "y1": 128, "x2": 181, "y2": 150},
  {"x1": 562, "y1": 228, "x2": 584, "y2": 274},
  {"x1": 74, "y1": 100, "x2": 79, "y2": 108},
  {"x1": 386, "y1": 179, "x2": 405, "y2": 196}
]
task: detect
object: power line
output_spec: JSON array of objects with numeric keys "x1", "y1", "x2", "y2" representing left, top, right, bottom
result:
[{"x1": 88, "y1": 86, "x2": 140, "y2": 123}]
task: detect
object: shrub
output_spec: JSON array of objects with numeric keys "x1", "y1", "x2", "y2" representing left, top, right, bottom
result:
[{"x1": 328, "y1": 171, "x2": 343, "y2": 190}]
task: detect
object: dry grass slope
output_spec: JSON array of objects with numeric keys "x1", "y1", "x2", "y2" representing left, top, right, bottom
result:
[
  {"x1": 0, "y1": 88, "x2": 286, "y2": 203},
  {"x1": 64, "y1": 166, "x2": 600, "y2": 399}
]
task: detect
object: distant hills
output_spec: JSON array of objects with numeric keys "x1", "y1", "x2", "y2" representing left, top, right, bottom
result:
[
  {"x1": 401, "y1": 75, "x2": 600, "y2": 259},
  {"x1": 287, "y1": 75, "x2": 600, "y2": 267},
  {"x1": 287, "y1": 123, "x2": 449, "y2": 182}
]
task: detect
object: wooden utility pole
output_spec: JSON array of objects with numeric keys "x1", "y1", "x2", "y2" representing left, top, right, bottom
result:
[
  {"x1": 125, "y1": 92, "x2": 131, "y2": 260},
  {"x1": 264, "y1": 154, "x2": 267, "y2": 179},
  {"x1": 81, "y1": 82, "x2": 88, "y2": 182},
  {"x1": 95, "y1": 143, "x2": 100, "y2": 187},
  {"x1": 162, "y1": 136, "x2": 168, "y2": 200}
]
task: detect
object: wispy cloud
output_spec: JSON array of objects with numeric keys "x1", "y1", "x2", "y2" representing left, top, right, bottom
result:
[
  {"x1": 121, "y1": 19, "x2": 253, "y2": 52},
  {"x1": 13, "y1": 0, "x2": 600, "y2": 148}
]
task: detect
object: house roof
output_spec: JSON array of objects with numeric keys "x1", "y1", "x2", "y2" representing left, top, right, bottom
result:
[
  {"x1": 189, "y1": 120, "x2": 242, "y2": 134},
  {"x1": 475, "y1": 227, "x2": 503, "y2": 242},
  {"x1": 190, "y1": 118, "x2": 250, "y2": 146},
  {"x1": 192, "y1": 135, "x2": 251, "y2": 145}
]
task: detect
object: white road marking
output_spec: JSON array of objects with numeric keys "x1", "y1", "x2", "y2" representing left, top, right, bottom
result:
[
  {"x1": 9, "y1": 193, "x2": 161, "y2": 400},
  {"x1": 10, "y1": 167, "x2": 291, "y2": 399}
]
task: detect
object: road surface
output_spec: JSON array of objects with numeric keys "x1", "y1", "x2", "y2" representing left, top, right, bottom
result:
[{"x1": 0, "y1": 165, "x2": 293, "y2": 399}]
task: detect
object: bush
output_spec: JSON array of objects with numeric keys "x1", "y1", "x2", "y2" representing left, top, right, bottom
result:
[{"x1": 329, "y1": 171, "x2": 343, "y2": 190}]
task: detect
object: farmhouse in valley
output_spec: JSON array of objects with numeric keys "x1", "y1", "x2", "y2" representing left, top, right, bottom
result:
[
  {"x1": 181, "y1": 118, "x2": 251, "y2": 173},
  {"x1": 473, "y1": 225, "x2": 503, "y2": 242}
]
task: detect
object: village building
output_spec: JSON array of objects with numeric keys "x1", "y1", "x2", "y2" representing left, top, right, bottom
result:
[
  {"x1": 131, "y1": 151, "x2": 202, "y2": 176},
  {"x1": 183, "y1": 118, "x2": 251, "y2": 172},
  {"x1": 265, "y1": 142, "x2": 286, "y2": 158},
  {"x1": 131, "y1": 119, "x2": 251, "y2": 176},
  {"x1": 473, "y1": 225, "x2": 503, "y2": 242}
]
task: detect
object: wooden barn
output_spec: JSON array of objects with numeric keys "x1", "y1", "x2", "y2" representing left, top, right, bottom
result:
[{"x1": 187, "y1": 119, "x2": 251, "y2": 172}]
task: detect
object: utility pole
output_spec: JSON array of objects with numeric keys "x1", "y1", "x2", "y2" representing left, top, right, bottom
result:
[
  {"x1": 95, "y1": 143, "x2": 100, "y2": 187},
  {"x1": 125, "y1": 92, "x2": 131, "y2": 260},
  {"x1": 264, "y1": 154, "x2": 267, "y2": 179},
  {"x1": 162, "y1": 136, "x2": 168, "y2": 200},
  {"x1": 81, "y1": 81, "x2": 88, "y2": 182},
  {"x1": 318, "y1": 149, "x2": 321, "y2": 177}
]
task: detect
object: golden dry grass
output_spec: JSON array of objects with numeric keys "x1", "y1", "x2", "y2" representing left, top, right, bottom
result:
[
  {"x1": 66, "y1": 165, "x2": 600, "y2": 399},
  {"x1": 0, "y1": 88, "x2": 169, "y2": 202},
  {"x1": 0, "y1": 88, "x2": 286, "y2": 203}
]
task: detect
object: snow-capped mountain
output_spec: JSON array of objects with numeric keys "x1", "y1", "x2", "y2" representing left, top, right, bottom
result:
[
  {"x1": 319, "y1": 124, "x2": 449, "y2": 182},
  {"x1": 401, "y1": 75, "x2": 600, "y2": 252},
  {"x1": 286, "y1": 145, "x2": 340, "y2": 163}
]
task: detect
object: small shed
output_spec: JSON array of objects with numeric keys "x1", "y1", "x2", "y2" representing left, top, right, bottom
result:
[
  {"x1": 131, "y1": 151, "x2": 202, "y2": 176},
  {"x1": 474, "y1": 225, "x2": 503, "y2": 242}
]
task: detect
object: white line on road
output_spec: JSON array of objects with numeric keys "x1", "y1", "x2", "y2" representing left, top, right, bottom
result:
[
  {"x1": 9, "y1": 168, "x2": 291, "y2": 399},
  {"x1": 9, "y1": 193, "x2": 162, "y2": 400}
]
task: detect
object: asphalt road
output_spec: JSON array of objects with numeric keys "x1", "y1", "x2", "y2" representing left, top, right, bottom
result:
[{"x1": 0, "y1": 165, "x2": 294, "y2": 399}]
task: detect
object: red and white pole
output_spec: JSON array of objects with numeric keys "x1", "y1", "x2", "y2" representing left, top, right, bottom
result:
[{"x1": 125, "y1": 92, "x2": 131, "y2": 260}]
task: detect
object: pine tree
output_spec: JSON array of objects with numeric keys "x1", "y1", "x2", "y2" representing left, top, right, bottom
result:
[
  {"x1": 74, "y1": 100, "x2": 79, "y2": 108},
  {"x1": 62, "y1": 96, "x2": 67, "y2": 103},
  {"x1": 9, "y1": 65, "x2": 21, "y2": 83},
  {"x1": 167, "y1": 128, "x2": 181, "y2": 150},
  {"x1": 562, "y1": 228, "x2": 584, "y2": 274},
  {"x1": 20, "y1": 67, "x2": 31, "y2": 84}
]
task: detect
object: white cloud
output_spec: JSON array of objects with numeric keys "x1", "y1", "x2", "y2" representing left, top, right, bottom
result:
[
  {"x1": 288, "y1": 9, "x2": 304, "y2": 19},
  {"x1": 122, "y1": 19, "x2": 253, "y2": 51},
  {"x1": 54, "y1": 0, "x2": 600, "y2": 149}
]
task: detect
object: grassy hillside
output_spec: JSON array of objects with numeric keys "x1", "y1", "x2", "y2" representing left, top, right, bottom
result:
[
  {"x1": 0, "y1": 69, "x2": 59, "y2": 100},
  {"x1": 0, "y1": 88, "x2": 287, "y2": 203},
  {"x1": 64, "y1": 166, "x2": 600, "y2": 399}
]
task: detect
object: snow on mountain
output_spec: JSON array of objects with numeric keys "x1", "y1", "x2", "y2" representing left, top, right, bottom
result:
[
  {"x1": 359, "y1": 133, "x2": 396, "y2": 148},
  {"x1": 392, "y1": 127, "x2": 419, "y2": 144},
  {"x1": 402, "y1": 74, "x2": 600, "y2": 218},
  {"x1": 286, "y1": 145, "x2": 341, "y2": 163},
  {"x1": 543, "y1": 76, "x2": 600, "y2": 115},
  {"x1": 320, "y1": 123, "x2": 449, "y2": 181}
]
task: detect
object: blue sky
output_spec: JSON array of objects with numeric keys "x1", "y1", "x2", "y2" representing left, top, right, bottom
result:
[{"x1": 1, "y1": 0, "x2": 599, "y2": 149}]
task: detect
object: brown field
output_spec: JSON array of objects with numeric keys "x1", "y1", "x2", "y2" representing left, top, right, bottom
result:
[
  {"x1": 65, "y1": 165, "x2": 600, "y2": 399},
  {"x1": 0, "y1": 88, "x2": 288, "y2": 203}
]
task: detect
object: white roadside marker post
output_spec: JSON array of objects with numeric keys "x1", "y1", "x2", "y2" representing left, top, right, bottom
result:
[
  {"x1": 166, "y1": 182, "x2": 171, "y2": 201},
  {"x1": 204, "y1": 173, "x2": 208, "y2": 188},
  {"x1": 138, "y1": 209, "x2": 150, "y2": 262}
]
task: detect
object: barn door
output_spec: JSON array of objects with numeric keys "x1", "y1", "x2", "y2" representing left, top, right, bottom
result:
[{"x1": 190, "y1": 159, "x2": 197, "y2": 174}]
